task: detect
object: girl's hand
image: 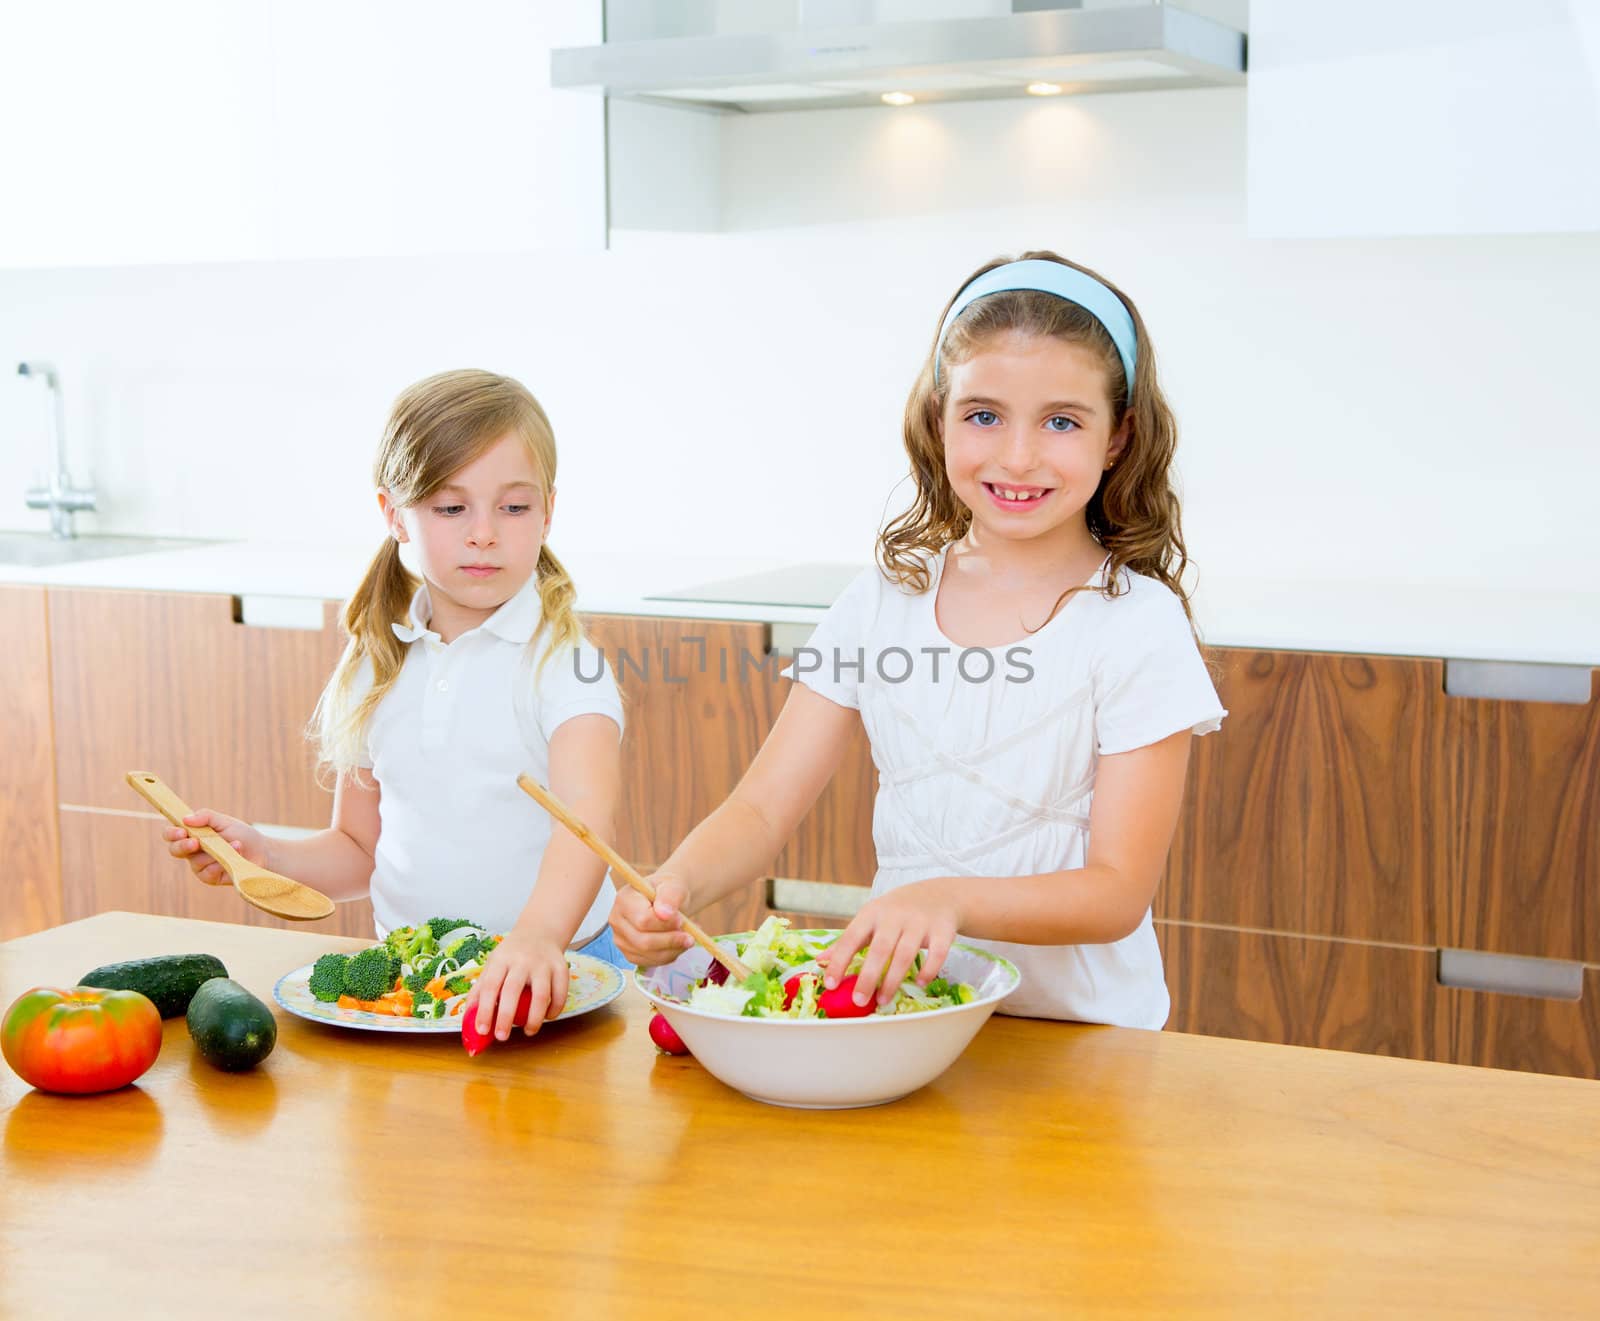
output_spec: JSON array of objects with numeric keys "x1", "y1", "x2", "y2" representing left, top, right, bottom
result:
[
  {"x1": 470, "y1": 927, "x2": 570, "y2": 1042},
  {"x1": 609, "y1": 873, "x2": 695, "y2": 968},
  {"x1": 820, "y1": 879, "x2": 964, "y2": 1009},
  {"x1": 162, "y1": 810, "x2": 269, "y2": 886}
]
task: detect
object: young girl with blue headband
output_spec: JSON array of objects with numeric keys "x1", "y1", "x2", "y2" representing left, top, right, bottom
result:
[{"x1": 613, "y1": 251, "x2": 1225, "y2": 1028}]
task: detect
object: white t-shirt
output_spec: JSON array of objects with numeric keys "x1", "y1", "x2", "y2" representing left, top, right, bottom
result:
[
  {"x1": 343, "y1": 573, "x2": 624, "y2": 943},
  {"x1": 794, "y1": 550, "x2": 1226, "y2": 1028}
]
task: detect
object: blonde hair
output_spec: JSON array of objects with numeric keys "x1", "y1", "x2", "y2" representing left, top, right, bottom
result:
[
  {"x1": 879, "y1": 250, "x2": 1195, "y2": 630},
  {"x1": 314, "y1": 369, "x2": 583, "y2": 776}
]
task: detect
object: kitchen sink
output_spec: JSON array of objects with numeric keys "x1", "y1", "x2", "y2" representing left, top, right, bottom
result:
[{"x1": 0, "y1": 530, "x2": 216, "y2": 567}]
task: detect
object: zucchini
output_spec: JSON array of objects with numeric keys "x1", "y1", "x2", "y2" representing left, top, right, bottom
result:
[
  {"x1": 186, "y1": 978, "x2": 277, "y2": 1072},
  {"x1": 79, "y1": 953, "x2": 229, "y2": 1019}
]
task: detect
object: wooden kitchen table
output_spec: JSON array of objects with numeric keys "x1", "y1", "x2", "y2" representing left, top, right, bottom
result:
[{"x1": 2, "y1": 914, "x2": 1597, "y2": 1319}]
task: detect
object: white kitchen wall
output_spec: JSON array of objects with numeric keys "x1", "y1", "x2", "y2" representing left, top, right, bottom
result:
[
  {"x1": 1248, "y1": 0, "x2": 1600, "y2": 237},
  {"x1": 0, "y1": 1, "x2": 604, "y2": 267},
  {"x1": 3, "y1": 83, "x2": 1597, "y2": 597}
]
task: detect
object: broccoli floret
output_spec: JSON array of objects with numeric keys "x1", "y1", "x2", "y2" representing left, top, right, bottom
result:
[
  {"x1": 309, "y1": 953, "x2": 350, "y2": 1003},
  {"x1": 426, "y1": 917, "x2": 477, "y2": 940},
  {"x1": 479, "y1": 935, "x2": 501, "y2": 956},
  {"x1": 385, "y1": 925, "x2": 438, "y2": 964},
  {"x1": 402, "y1": 968, "x2": 434, "y2": 996},
  {"x1": 441, "y1": 933, "x2": 483, "y2": 966},
  {"x1": 410, "y1": 989, "x2": 436, "y2": 1018},
  {"x1": 424, "y1": 1000, "x2": 447, "y2": 1020},
  {"x1": 343, "y1": 946, "x2": 400, "y2": 1000},
  {"x1": 384, "y1": 925, "x2": 419, "y2": 958},
  {"x1": 445, "y1": 975, "x2": 472, "y2": 997}
]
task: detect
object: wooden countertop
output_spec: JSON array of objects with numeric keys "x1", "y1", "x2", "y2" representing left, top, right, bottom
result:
[{"x1": 3, "y1": 913, "x2": 1598, "y2": 1318}]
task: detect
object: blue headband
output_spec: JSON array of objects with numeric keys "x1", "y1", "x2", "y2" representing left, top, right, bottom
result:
[{"x1": 934, "y1": 259, "x2": 1138, "y2": 396}]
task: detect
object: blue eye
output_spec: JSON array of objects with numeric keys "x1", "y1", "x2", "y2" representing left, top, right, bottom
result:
[
  {"x1": 1046, "y1": 416, "x2": 1078, "y2": 433},
  {"x1": 503, "y1": 504, "x2": 530, "y2": 515},
  {"x1": 967, "y1": 410, "x2": 999, "y2": 427},
  {"x1": 432, "y1": 505, "x2": 465, "y2": 516}
]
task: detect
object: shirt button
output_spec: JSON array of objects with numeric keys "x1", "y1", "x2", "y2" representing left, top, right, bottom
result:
[{"x1": 437, "y1": 679, "x2": 449, "y2": 692}]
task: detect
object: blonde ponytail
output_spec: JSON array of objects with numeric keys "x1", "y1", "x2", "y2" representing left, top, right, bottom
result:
[
  {"x1": 531, "y1": 544, "x2": 581, "y2": 680},
  {"x1": 313, "y1": 537, "x2": 417, "y2": 777}
]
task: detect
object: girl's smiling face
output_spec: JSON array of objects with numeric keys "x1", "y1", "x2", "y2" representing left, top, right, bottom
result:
[
  {"x1": 942, "y1": 329, "x2": 1127, "y2": 548},
  {"x1": 380, "y1": 431, "x2": 552, "y2": 641}
]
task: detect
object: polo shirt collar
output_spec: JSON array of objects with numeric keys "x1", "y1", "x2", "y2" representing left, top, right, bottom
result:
[{"x1": 390, "y1": 572, "x2": 544, "y2": 646}]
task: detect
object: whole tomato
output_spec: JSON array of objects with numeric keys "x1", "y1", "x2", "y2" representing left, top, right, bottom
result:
[{"x1": 1, "y1": 986, "x2": 162, "y2": 1094}]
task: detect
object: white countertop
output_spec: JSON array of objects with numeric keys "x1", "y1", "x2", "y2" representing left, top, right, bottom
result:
[{"x1": 3, "y1": 537, "x2": 1597, "y2": 667}]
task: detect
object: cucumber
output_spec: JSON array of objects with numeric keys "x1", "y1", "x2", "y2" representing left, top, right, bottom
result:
[
  {"x1": 186, "y1": 978, "x2": 277, "y2": 1072},
  {"x1": 79, "y1": 953, "x2": 229, "y2": 1019}
]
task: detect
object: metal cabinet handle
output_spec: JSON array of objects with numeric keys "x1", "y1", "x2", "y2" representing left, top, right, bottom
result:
[
  {"x1": 231, "y1": 594, "x2": 327, "y2": 631},
  {"x1": 1437, "y1": 948, "x2": 1584, "y2": 1001},
  {"x1": 1443, "y1": 659, "x2": 1594, "y2": 704}
]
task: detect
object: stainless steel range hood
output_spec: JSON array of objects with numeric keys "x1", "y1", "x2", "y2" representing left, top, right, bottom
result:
[{"x1": 552, "y1": 2, "x2": 1246, "y2": 115}]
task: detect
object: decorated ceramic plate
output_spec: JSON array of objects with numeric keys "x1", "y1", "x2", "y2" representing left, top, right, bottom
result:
[{"x1": 272, "y1": 952, "x2": 626, "y2": 1034}]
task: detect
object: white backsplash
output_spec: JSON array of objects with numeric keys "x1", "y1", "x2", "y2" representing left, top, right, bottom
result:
[{"x1": 3, "y1": 85, "x2": 1597, "y2": 597}]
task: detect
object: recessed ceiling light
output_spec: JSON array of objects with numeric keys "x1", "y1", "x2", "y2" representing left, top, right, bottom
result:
[
  {"x1": 1026, "y1": 82, "x2": 1063, "y2": 96},
  {"x1": 880, "y1": 91, "x2": 916, "y2": 106}
]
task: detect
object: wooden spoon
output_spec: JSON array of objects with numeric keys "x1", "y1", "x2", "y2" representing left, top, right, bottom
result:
[
  {"x1": 125, "y1": 771, "x2": 335, "y2": 922},
  {"x1": 516, "y1": 773, "x2": 753, "y2": 982}
]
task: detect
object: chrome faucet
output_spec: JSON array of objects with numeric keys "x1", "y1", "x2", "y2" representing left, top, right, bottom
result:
[{"x1": 19, "y1": 361, "x2": 96, "y2": 539}]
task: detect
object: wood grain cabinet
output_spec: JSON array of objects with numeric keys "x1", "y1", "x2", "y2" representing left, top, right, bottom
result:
[
  {"x1": 1160, "y1": 647, "x2": 1600, "y2": 1078},
  {"x1": 580, "y1": 613, "x2": 876, "y2": 939},
  {"x1": 15, "y1": 585, "x2": 1597, "y2": 1079},
  {"x1": 2, "y1": 586, "x2": 63, "y2": 938},
  {"x1": 46, "y1": 587, "x2": 375, "y2": 939}
]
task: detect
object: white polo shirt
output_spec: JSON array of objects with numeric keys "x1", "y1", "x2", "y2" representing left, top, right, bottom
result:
[{"x1": 350, "y1": 574, "x2": 624, "y2": 943}]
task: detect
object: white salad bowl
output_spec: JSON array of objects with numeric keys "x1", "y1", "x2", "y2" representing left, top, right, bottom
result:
[{"x1": 634, "y1": 932, "x2": 1021, "y2": 1109}]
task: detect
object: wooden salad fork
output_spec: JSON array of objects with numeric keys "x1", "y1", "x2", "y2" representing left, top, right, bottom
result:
[
  {"x1": 516, "y1": 773, "x2": 753, "y2": 983},
  {"x1": 126, "y1": 771, "x2": 335, "y2": 922}
]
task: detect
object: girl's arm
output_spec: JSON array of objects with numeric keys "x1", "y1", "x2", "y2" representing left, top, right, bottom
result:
[
  {"x1": 165, "y1": 771, "x2": 381, "y2": 902},
  {"x1": 610, "y1": 683, "x2": 861, "y2": 965},
  {"x1": 826, "y1": 729, "x2": 1195, "y2": 1007},
  {"x1": 472, "y1": 712, "x2": 622, "y2": 1041}
]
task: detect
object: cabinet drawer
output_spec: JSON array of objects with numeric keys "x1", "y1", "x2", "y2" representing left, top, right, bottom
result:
[
  {"x1": 1161, "y1": 649, "x2": 1450, "y2": 946},
  {"x1": 1441, "y1": 672, "x2": 1600, "y2": 964},
  {"x1": 1161, "y1": 649, "x2": 1600, "y2": 965},
  {"x1": 581, "y1": 612, "x2": 877, "y2": 938},
  {"x1": 49, "y1": 588, "x2": 344, "y2": 827},
  {"x1": 58, "y1": 808, "x2": 375, "y2": 938},
  {"x1": 581, "y1": 614, "x2": 769, "y2": 870},
  {"x1": 1157, "y1": 921, "x2": 1599, "y2": 1079}
]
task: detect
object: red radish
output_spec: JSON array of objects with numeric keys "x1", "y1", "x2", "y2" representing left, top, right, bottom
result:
[
  {"x1": 782, "y1": 975, "x2": 803, "y2": 1009},
  {"x1": 461, "y1": 985, "x2": 533, "y2": 1057},
  {"x1": 818, "y1": 975, "x2": 876, "y2": 1019},
  {"x1": 705, "y1": 959, "x2": 730, "y2": 986},
  {"x1": 648, "y1": 1011, "x2": 689, "y2": 1055}
]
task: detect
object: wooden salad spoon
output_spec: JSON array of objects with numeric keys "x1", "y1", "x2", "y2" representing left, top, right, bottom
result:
[
  {"x1": 125, "y1": 771, "x2": 335, "y2": 921},
  {"x1": 516, "y1": 773, "x2": 753, "y2": 983}
]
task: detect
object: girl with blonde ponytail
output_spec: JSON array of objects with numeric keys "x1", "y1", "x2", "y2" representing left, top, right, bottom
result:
[
  {"x1": 163, "y1": 369, "x2": 630, "y2": 1042},
  {"x1": 611, "y1": 253, "x2": 1225, "y2": 1032}
]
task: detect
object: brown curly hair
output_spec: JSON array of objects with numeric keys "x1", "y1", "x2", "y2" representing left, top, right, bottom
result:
[{"x1": 878, "y1": 250, "x2": 1195, "y2": 632}]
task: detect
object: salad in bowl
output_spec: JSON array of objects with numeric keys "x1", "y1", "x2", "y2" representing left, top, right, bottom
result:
[
  {"x1": 681, "y1": 916, "x2": 979, "y2": 1020},
  {"x1": 637, "y1": 918, "x2": 1020, "y2": 1109}
]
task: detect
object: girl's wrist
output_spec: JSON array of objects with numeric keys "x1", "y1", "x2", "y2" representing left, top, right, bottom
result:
[
  {"x1": 509, "y1": 911, "x2": 570, "y2": 949},
  {"x1": 923, "y1": 875, "x2": 968, "y2": 929}
]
